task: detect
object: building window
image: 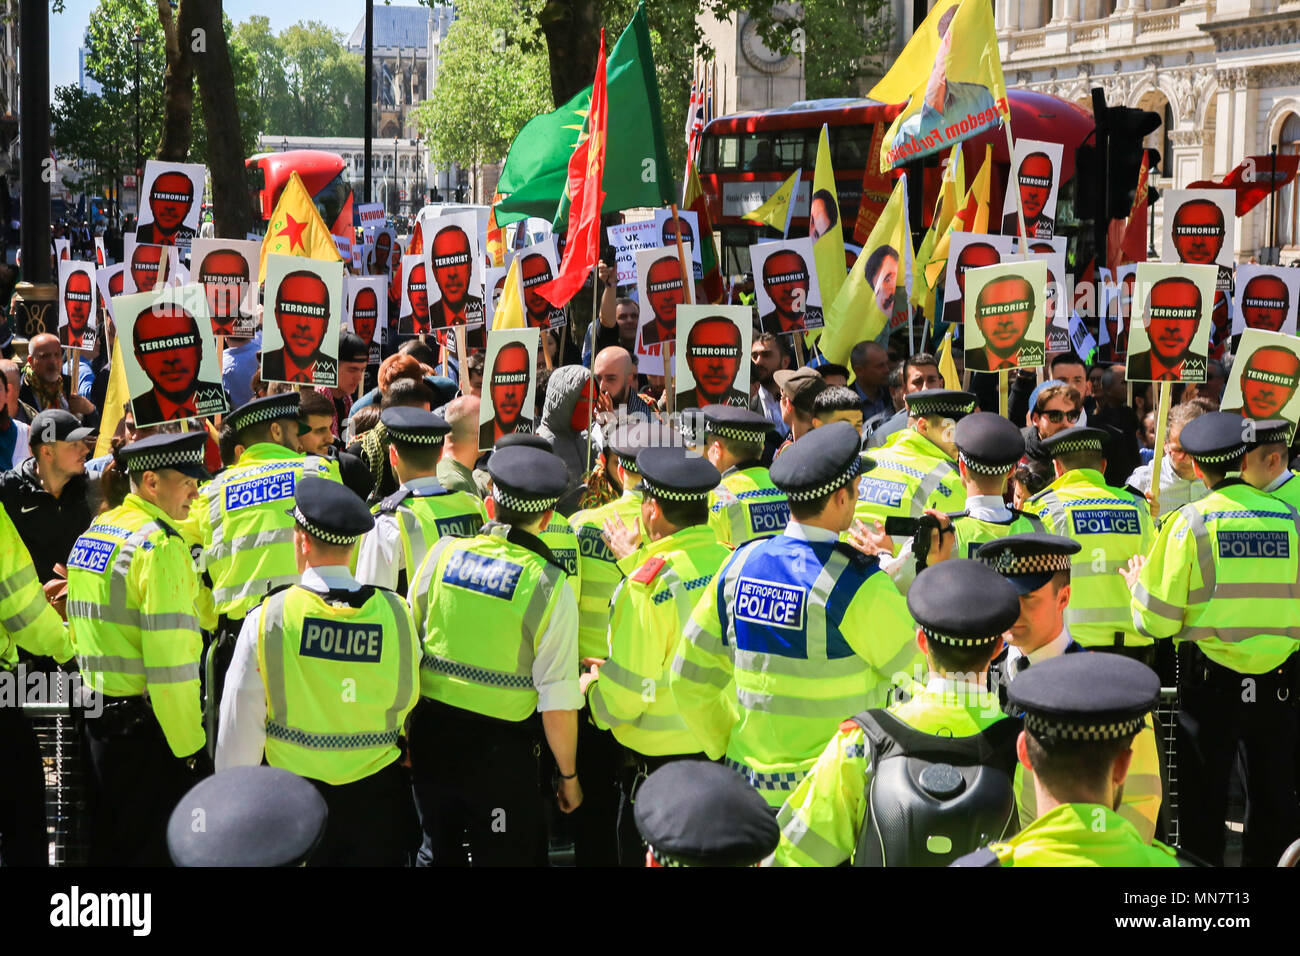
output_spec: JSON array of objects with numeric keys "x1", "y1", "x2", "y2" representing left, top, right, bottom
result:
[{"x1": 1279, "y1": 113, "x2": 1300, "y2": 247}]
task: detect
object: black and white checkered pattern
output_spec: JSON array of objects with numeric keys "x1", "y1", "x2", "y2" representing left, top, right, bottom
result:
[
  {"x1": 1192, "y1": 444, "x2": 1247, "y2": 465},
  {"x1": 387, "y1": 428, "x2": 445, "y2": 446},
  {"x1": 906, "y1": 396, "x2": 977, "y2": 418},
  {"x1": 782, "y1": 453, "x2": 863, "y2": 502},
  {"x1": 957, "y1": 451, "x2": 1016, "y2": 475},
  {"x1": 921, "y1": 625, "x2": 1002, "y2": 648},
  {"x1": 988, "y1": 550, "x2": 1072, "y2": 575},
  {"x1": 1025, "y1": 713, "x2": 1145, "y2": 742},
  {"x1": 707, "y1": 423, "x2": 768, "y2": 443},
  {"x1": 640, "y1": 476, "x2": 710, "y2": 502},
  {"x1": 124, "y1": 446, "x2": 204, "y2": 471},
  {"x1": 1046, "y1": 436, "x2": 1102, "y2": 456},
  {"x1": 1251, "y1": 422, "x2": 1291, "y2": 446},
  {"x1": 228, "y1": 396, "x2": 299, "y2": 433},
  {"x1": 292, "y1": 506, "x2": 362, "y2": 545},
  {"x1": 492, "y1": 485, "x2": 560, "y2": 513}
]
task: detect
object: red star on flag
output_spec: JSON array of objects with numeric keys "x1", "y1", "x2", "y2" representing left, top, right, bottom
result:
[{"x1": 277, "y1": 212, "x2": 307, "y2": 253}]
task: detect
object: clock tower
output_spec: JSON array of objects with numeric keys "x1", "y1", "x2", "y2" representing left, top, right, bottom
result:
[{"x1": 698, "y1": 6, "x2": 806, "y2": 114}]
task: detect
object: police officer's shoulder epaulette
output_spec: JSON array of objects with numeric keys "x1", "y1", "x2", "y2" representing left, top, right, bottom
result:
[
  {"x1": 379, "y1": 487, "x2": 412, "y2": 514},
  {"x1": 949, "y1": 847, "x2": 1001, "y2": 867},
  {"x1": 631, "y1": 556, "x2": 666, "y2": 585},
  {"x1": 1025, "y1": 486, "x2": 1052, "y2": 505},
  {"x1": 153, "y1": 518, "x2": 181, "y2": 540},
  {"x1": 832, "y1": 541, "x2": 879, "y2": 573}
]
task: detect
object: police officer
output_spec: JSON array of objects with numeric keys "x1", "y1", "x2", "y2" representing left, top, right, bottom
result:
[
  {"x1": 775, "y1": 559, "x2": 1023, "y2": 866},
  {"x1": 1125, "y1": 411, "x2": 1300, "y2": 867},
  {"x1": 582, "y1": 446, "x2": 729, "y2": 864},
  {"x1": 978, "y1": 533, "x2": 1163, "y2": 842},
  {"x1": 1025, "y1": 427, "x2": 1155, "y2": 661},
  {"x1": 0, "y1": 500, "x2": 71, "y2": 865},
  {"x1": 671, "y1": 422, "x2": 924, "y2": 807},
  {"x1": 180, "y1": 392, "x2": 339, "y2": 743},
  {"x1": 406, "y1": 445, "x2": 583, "y2": 866},
  {"x1": 354, "y1": 407, "x2": 486, "y2": 594},
  {"x1": 1241, "y1": 418, "x2": 1300, "y2": 510},
  {"x1": 701, "y1": 404, "x2": 790, "y2": 548},
  {"x1": 634, "y1": 761, "x2": 780, "y2": 867},
  {"x1": 69, "y1": 432, "x2": 213, "y2": 865},
  {"x1": 216, "y1": 477, "x2": 420, "y2": 866},
  {"x1": 952, "y1": 654, "x2": 1179, "y2": 867},
  {"x1": 491, "y1": 432, "x2": 580, "y2": 575},
  {"x1": 947, "y1": 412, "x2": 1043, "y2": 560}
]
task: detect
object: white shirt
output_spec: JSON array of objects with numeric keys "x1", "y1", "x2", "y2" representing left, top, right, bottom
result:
[
  {"x1": 216, "y1": 565, "x2": 359, "y2": 772},
  {"x1": 963, "y1": 493, "x2": 1012, "y2": 523},
  {"x1": 2, "y1": 419, "x2": 29, "y2": 470},
  {"x1": 1126, "y1": 455, "x2": 1207, "y2": 510},
  {"x1": 354, "y1": 475, "x2": 448, "y2": 591},
  {"x1": 756, "y1": 384, "x2": 788, "y2": 437},
  {"x1": 782, "y1": 520, "x2": 840, "y2": 544},
  {"x1": 1004, "y1": 626, "x2": 1073, "y2": 681}
]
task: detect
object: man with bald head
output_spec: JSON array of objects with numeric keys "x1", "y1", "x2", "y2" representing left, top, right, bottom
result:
[
  {"x1": 593, "y1": 346, "x2": 654, "y2": 420},
  {"x1": 20, "y1": 333, "x2": 95, "y2": 418}
]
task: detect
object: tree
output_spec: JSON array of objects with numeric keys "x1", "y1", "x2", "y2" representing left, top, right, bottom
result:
[{"x1": 237, "y1": 20, "x2": 364, "y2": 138}]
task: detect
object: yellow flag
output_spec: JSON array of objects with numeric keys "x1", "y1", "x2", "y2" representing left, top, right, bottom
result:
[
  {"x1": 924, "y1": 143, "x2": 992, "y2": 289},
  {"x1": 820, "y1": 175, "x2": 910, "y2": 366},
  {"x1": 938, "y1": 328, "x2": 960, "y2": 390},
  {"x1": 94, "y1": 338, "x2": 130, "y2": 458},
  {"x1": 492, "y1": 256, "x2": 525, "y2": 331},
  {"x1": 812, "y1": 126, "x2": 846, "y2": 312},
  {"x1": 867, "y1": 0, "x2": 963, "y2": 106},
  {"x1": 742, "y1": 168, "x2": 800, "y2": 236},
  {"x1": 913, "y1": 143, "x2": 965, "y2": 308},
  {"x1": 258, "y1": 170, "x2": 341, "y2": 284}
]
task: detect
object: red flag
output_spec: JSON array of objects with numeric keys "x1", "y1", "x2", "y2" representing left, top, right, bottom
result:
[
  {"x1": 1190, "y1": 153, "x2": 1300, "y2": 216},
  {"x1": 683, "y1": 154, "x2": 725, "y2": 304},
  {"x1": 540, "y1": 31, "x2": 608, "y2": 308}
]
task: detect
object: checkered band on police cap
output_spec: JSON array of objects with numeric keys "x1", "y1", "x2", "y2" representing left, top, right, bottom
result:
[
  {"x1": 291, "y1": 505, "x2": 363, "y2": 545},
  {"x1": 1045, "y1": 435, "x2": 1103, "y2": 456},
  {"x1": 920, "y1": 625, "x2": 1003, "y2": 648},
  {"x1": 1025, "y1": 712, "x2": 1146, "y2": 742},
  {"x1": 706, "y1": 422, "x2": 769, "y2": 443},
  {"x1": 639, "y1": 474, "x2": 712, "y2": 503},
  {"x1": 1191, "y1": 443, "x2": 1248, "y2": 465},
  {"x1": 386, "y1": 426, "x2": 445, "y2": 446},
  {"x1": 957, "y1": 451, "x2": 1016, "y2": 475},
  {"x1": 123, "y1": 445, "x2": 205, "y2": 472},
  {"x1": 491, "y1": 485, "x2": 560, "y2": 514},
  {"x1": 783, "y1": 452, "x2": 864, "y2": 502},
  {"x1": 1249, "y1": 421, "x2": 1291, "y2": 446},
  {"x1": 986, "y1": 549, "x2": 1072, "y2": 576},
  {"x1": 228, "y1": 394, "x2": 299, "y2": 433},
  {"x1": 906, "y1": 393, "x2": 977, "y2": 418}
]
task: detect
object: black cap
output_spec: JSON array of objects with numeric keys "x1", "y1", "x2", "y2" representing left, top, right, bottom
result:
[
  {"x1": 167, "y1": 766, "x2": 327, "y2": 867},
  {"x1": 954, "y1": 412, "x2": 1025, "y2": 474},
  {"x1": 905, "y1": 389, "x2": 978, "y2": 420},
  {"x1": 1245, "y1": 418, "x2": 1291, "y2": 446},
  {"x1": 1179, "y1": 411, "x2": 1250, "y2": 466},
  {"x1": 607, "y1": 421, "x2": 660, "y2": 471},
  {"x1": 633, "y1": 761, "x2": 780, "y2": 867},
  {"x1": 908, "y1": 561, "x2": 1021, "y2": 646},
  {"x1": 1040, "y1": 426, "x2": 1108, "y2": 458},
  {"x1": 423, "y1": 375, "x2": 459, "y2": 409},
  {"x1": 636, "y1": 446, "x2": 721, "y2": 502},
  {"x1": 227, "y1": 392, "x2": 300, "y2": 435},
  {"x1": 339, "y1": 332, "x2": 369, "y2": 364},
  {"x1": 487, "y1": 445, "x2": 568, "y2": 512},
  {"x1": 29, "y1": 408, "x2": 93, "y2": 445},
  {"x1": 120, "y1": 431, "x2": 210, "y2": 481},
  {"x1": 769, "y1": 421, "x2": 870, "y2": 501},
  {"x1": 1009, "y1": 653, "x2": 1160, "y2": 744},
  {"x1": 287, "y1": 475, "x2": 375, "y2": 544},
  {"x1": 381, "y1": 407, "x2": 449, "y2": 447},
  {"x1": 702, "y1": 404, "x2": 774, "y2": 444},
  {"x1": 976, "y1": 532, "x2": 1081, "y2": 595},
  {"x1": 494, "y1": 432, "x2": 552, "y2": 452}
]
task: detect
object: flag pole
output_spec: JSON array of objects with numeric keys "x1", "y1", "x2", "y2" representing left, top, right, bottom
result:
[
  {"x1": 585, "y1": 272, "x2": 597, "y2": 483},
  {"x1": 1148, "y1": 381, "x2": 1172, "y2": 518},
  {"x1": 215, "y1": 334, "x2": 224, "y2": 426},
  {"x1": 665, "y1": 202, "x2": 694, "y2": 412},
  {"x1": 1001, "y1": 118, "x2": 1031, "y2": 421}
]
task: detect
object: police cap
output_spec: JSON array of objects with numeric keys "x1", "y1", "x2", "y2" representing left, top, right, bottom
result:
[
  {"x1": 1040, "y1": 426, "x2": 1107, "y2": 458},
  {"x1": 167, "y1": 766, "x2": 327, "y2": 867},
  {"x1": 1244, "y1": 418, "x2": 1291, "y2": 447},
  {"x1": 634, "y1": 761, "x2": 780, "y2": 867},
  {"x1": 702, "y1": 404, "x2": 774, "y2": 444},
  {"x1": 494, "y1": 432, "x2": 552, "y2": 452},
  {"x1": 121, "y1": 431, "x2": 210, "y2": 481},
  {"x1": 905, "y1": 389, "x2": 978, "y2": 420},
  {"x1": 770, "y1": 421, "x2": 871, "y2": 501},
  {"x1": 636, "y1": 446, "x2": 721, "y2": 503},
  {"x1": 909, "y1": 560, "x2": 1021, "y2": 646},
  {"x1": 488, "y1": 445, "x2": 568, "y2": 512},
  {"x1": 607, "y1": 421, "x2": 662, "y2": 472},
  {"x1": 1179, "y1": 411, "x2": 1250, "y2": 466},
  {"x1": 381, "y1": 406, "x2": 449, "y2": 447},
  {"x1": 339, "y1": 332, "x2": 369, "y2": 365},
  {"x1": 288, "y1": 475, "x2": 375, "y2": 545},
  {"x1": 227, "y1": 392, "x2": 300, "y2": 435},
  {"x1": 1009, "y1": 653, "x2": 1160, "y2": 744},
  {"x1": 955, "y1": 412, "x2": 1026, "y2": 474},
  {"x1": 976, "y1": 532, "x2": 1080, "y2": 595}
]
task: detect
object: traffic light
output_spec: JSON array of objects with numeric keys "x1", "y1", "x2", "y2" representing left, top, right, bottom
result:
[{"x1": 1073, "y1": 88, "x2": 1162, "y2": 221}]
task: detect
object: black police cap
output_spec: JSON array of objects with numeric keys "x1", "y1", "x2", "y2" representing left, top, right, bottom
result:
[
  {"x1": 227, "y1": 392, "x2": 300, "y2": 435},
  {"x1": 1179, "y1": 411, "x2": 1250, "y2": 466},
  {"x1": 1244, "y1": 418, "x2": 1291, "y2": 447},
  {"x1": 976, "y1": 532, "x2": 1081, "y2": 595},
  {"x1": 121, "y1": 431, "x2": 210, "y2": 481},
  {"x1": 1040, "y1": 426, "x2": 1107, "y2": 458},
  {"x1": 167, "y1": 766, "x2": 327, "y2": 867},
  {"x1": 287, "y1": 475, "x2": 375, "y2": 545},
  {"x1": 954, "y1": 412, "x2": 1026, "y2": 474},
  {"x1": 608, "y1": 421, "x2": 665, "y2": 471},
  {"x1": 339, "y1": 331, "x2": 369, "y2": 364},
  {"x1": 909, "y1": 560, "x2": 1021, "y2": 646},
  {"x1": 1009, "y1": 653, "x2": 1160, "y2": 744},
  {"x1": 634, "y1": 761, "x2": 780, "y2": 867},
  {"x1": 494, "y1": 432, "x2": 552, "y2": 452},
  {"x1": 487, "y1": 445, "x2": 568, "y2": 512},
  {"x1": 702, "y1": 404, "x2": 774, "y2": 444},
  {"x1": 769, "y1": 421, "x2": 871, "y2": 501},
  {"x1": 381, "y1": 406, "x2": 449, "y2": 446},
  {"x1": 905, "y1": 388, "x2": 978, "y2": 420},
  {"x1": 636, "y1": 446, "x2": 721, "y2": 503}
]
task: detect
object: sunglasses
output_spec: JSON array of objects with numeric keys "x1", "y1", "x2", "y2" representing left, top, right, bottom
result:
[{"x1": 1038, "y1": 408, "x2": 1082, "y2": 424}]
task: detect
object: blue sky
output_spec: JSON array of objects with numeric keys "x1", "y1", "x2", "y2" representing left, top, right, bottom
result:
[{"x1": 50, "y1": 0, "x2": 417, "y2": 91}]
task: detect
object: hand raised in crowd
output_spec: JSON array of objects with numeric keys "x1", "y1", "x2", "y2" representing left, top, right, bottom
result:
[
  {"x1": 1119, "y1": 553, "x2": 1147, "y2": 589},
  {"x1": 601, "y1": 515, "x2": 642, "y2": 561},
  {"x1": 847, "y1": 519, "x2": 895, "y2": 558},
  {"x1": 68, "y1": 394, "x2": 95, "y2": 418}
]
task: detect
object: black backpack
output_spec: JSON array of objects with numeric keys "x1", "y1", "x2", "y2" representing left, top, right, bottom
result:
[{"x1": 850, "y1": 709, "x2": 1022, "y2": 867}]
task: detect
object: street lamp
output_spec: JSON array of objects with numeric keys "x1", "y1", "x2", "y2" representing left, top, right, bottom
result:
[
  {"x1": 393, "y1": 137, "x2": 400, "y2": 216},
  {"x1": 414, "y1": 135, "x2": 423, "y2": 208}
]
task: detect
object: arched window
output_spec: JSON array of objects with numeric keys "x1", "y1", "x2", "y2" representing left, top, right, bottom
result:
[{"x1": 1278, "y1": 113, "x2": 1300, "y2": 247}]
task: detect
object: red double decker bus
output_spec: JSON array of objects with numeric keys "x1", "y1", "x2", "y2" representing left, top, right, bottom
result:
[{"x1": 245, "y1": 150, "x2": 355, "y2": 240}]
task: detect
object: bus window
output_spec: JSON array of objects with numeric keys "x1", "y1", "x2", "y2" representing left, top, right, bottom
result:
[
  {"x1": 704, "y1": 135, "x2": 740, "y2": 172},
  {"x1": 741, "y1": 137, "x2": 774, "y2": 172},
  {"x1": 771, "y1": 132, "x2": 810, "y2": 171},
  {"x1": 720, "y1": 225, "x2": 762, "y2": 276},
  {"x1": 830, "y1": 125, "x2": 872, "y2": 169}
]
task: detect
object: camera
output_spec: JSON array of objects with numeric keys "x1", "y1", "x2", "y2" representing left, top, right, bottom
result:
[{"x1": 884, "y1": 514, "x2": 945, "y2": 569}]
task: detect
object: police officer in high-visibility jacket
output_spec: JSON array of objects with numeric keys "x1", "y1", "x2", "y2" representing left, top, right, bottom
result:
[
  {"x1": 1125, "y1": 411, "x2": 1300, "y2": 867},
  {"x1": 0, "y1": 498, "x2": 72, "y2": 865},
  {"x1": 853, "y1": 389, "x2": 973, "y2": 550},
  {"x1": 947, "y1": 413, "x2": 1043, "y2": 560},
  {"x1": 671, "y1": 422, "x2": 925, "y2": 807},
  {"x1": 977, "y1": 534, "x2": 1163, "y2": 843},
  {"x1": 179, "y1": 392, "x2": 339, "y2": 741},
  {"x1": 775, "y1": 560, "x2": 1024, "y2": 866},
  {"x1": 491, "y1": 433, "x2": 580, "y2": 577},
  {"x1": 1024, "y1": 427, "x2": 1155, "y2": 662},
  {"x1": 216, "y1": 477, "x2": 420, "y2": 866},
  {"x1": 634, "y1": 761, "x2": 780, "y2": 867},
  {"x1": 582, "y1": 446, "x2": 729, "y2": 864},
  {"x1": 1240, "y1": 418, "x2": 1300, "y2": 511},
  {"x1": 407, "y1": 445, "x2": 583, "y2": 866},
  {"x1": 354, "y1": 407, "x2": 486, "y2": 594},
  {"x1": 952, "y1": 654, "x2": 1179, "y2": 868},
  {"x1": 702, "y1": 404, "x2": 790, "y2": 548},
  {"x1": 69, "y1": 432, "x2": 214, "y2": 865}
]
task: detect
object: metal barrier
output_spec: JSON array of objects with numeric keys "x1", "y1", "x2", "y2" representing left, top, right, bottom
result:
[{"x1": 25, "y1": 701, "x2": 89, "y2": 867}]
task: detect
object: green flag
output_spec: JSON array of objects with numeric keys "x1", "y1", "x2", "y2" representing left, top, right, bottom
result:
[{"x1": 496, "y1": 3, "x2": 673, "y2": 225}]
